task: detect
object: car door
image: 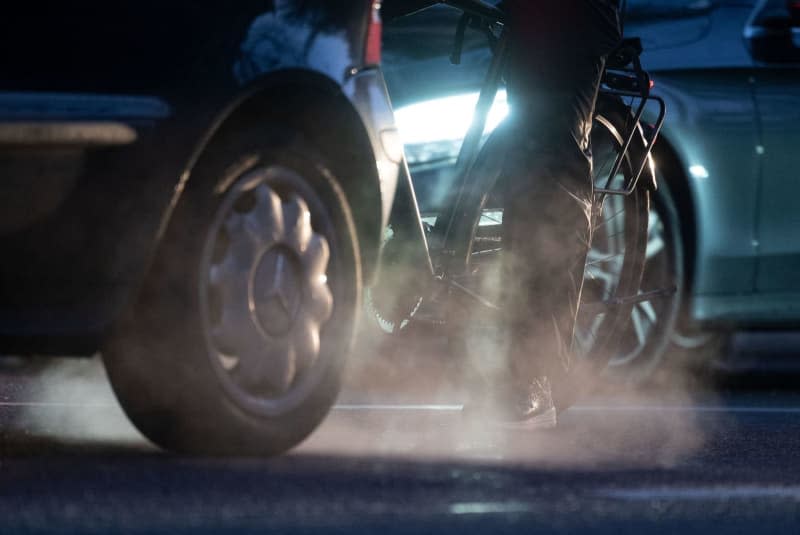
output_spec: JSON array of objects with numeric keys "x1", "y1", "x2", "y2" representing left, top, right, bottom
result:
[{"x1": 746, "y1": 0, "x2": 800, "y2": 294}]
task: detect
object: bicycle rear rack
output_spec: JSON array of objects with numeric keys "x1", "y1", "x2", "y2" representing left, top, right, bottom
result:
[{"x1": 596, "y1": 39, "x2": 666, "y2": 197}]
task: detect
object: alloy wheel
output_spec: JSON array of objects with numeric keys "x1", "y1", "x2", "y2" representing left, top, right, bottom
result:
[{"x1": 200, "y1": 167, "x2": 335, "y2": 416}]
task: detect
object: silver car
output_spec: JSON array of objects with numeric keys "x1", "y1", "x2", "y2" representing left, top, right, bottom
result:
[{"x1": 381, "y1": 0, "x2": 800, "y2": 379}]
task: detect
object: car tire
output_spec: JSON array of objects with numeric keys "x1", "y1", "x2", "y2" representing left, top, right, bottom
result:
[{"x1": 103, "y1": 123, "x2": 361, "y2": 456}]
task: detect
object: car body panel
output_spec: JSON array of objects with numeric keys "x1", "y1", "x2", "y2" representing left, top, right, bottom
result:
[
  {"x1": 752, "y1": 67, "x2": 800, "y2": 293},
  {"x1": 649, "y1": 70, "x2": 760, "y2": 296},
  {"x1": 629, "y1": 2, "x2": 761, "y2": 306},
  {"x1": 632, "y1": 0, "x2": 800, "y2": 325},
  {"x1": 616, "y1": 0, "x2": 800, "y2": 326}
]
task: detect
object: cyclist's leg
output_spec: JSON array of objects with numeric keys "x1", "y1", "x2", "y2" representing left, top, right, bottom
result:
[
  {"x1": 502, "y1": 142, "x2": 593, "y2": 382},
  {"x1": 501, "y1": 0, "x2": 622, "y2": 392}
]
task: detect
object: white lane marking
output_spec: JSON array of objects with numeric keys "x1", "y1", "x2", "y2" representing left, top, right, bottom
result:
[
  {"x1": 0, "y1": 401, "x2": 115, "y2": 408},
  {"x1": 598, "y1": 485, "x2": 800, "y2": 501},
  {"x1": 334, "y1": 404, "x2": 464, "y2": 411},
  {"x1": 572, "y1": 405, "x2": 800, "y2": 414},
  {"x1": 3, "y1": 401, "x2": 800, "y2": 414},
  {"x1": 334, "y1": 403, "x2": 800, "y2": 414},
  {"x1": 1, "y1": 401, "x2": 466, "y2": 411},
  {"x1": 449, "y1": 501, "x2": 534, "y2": 515}
]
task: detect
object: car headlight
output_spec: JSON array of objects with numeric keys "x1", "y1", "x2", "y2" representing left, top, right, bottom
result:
[{"x1": 394, "y1": 89, "x2": 509, "y2": 165}]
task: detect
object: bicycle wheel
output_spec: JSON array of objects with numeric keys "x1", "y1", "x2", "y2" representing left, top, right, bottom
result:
[{"x1": 449, "y1": 97, "x2": 650, "y2": 410}]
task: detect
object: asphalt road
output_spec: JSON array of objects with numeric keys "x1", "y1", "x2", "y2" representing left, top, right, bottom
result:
[{"x1": 1, "y1": 332, "x2": 800, "y2": 534}]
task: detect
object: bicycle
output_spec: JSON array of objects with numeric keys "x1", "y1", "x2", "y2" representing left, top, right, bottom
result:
[{"x1": 368, "y1": 0, "x2": 669, "y2": 410}]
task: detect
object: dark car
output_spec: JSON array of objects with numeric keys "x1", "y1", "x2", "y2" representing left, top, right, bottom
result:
[
  {"x1": 0, "y1": 1, "x2": 403, "y2": 455},
  {"x1": 380, "y1": 0, "x2": 800, "y2": 379}
]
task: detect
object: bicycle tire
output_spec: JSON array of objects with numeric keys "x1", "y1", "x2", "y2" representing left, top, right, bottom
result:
[{"x1": 447, "y1": 96, "x2": 650, "y2": 411}]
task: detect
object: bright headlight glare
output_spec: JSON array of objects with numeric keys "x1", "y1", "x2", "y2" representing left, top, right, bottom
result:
[{"x1": 394, "y1": 90, "x2": 510, "y2": 146}]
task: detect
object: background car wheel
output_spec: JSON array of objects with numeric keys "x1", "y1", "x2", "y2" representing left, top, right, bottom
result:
[{"x1": 103, "y1": 125, "x2": 361, "y2": 456}]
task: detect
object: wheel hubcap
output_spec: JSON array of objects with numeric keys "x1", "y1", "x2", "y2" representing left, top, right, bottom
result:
[
  {"x1": 253, "y1": 246, "x2": 303, "y2": 337},
  {"x1": 202, "y1": 167, "x2": 334, "y2": 409}
]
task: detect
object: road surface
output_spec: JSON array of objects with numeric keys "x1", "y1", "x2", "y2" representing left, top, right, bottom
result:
[{"x1": 1, "y1": 332, "x2": 799, "y2": 533}]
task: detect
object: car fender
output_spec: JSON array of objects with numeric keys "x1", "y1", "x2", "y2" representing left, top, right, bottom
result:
[{"x1": 165, "y1": 68, "x2": 394, "y2": 286}]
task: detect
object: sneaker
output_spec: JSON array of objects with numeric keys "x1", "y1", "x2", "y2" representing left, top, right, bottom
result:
[{"x1": 462, "y1": 376, "x2": 558, "y2": 430}]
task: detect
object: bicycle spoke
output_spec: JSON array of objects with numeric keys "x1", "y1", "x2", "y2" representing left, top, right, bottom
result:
[
  {"x1": 480, "y1": 212, "x2": 503, "y2": 225},
  {"x1": 592, "y1": 208, "x2": 626, "y2": 230},
  {"x1": 585, "y1": 253, "x2": 625, "y2": 267},
  {"x1": 639, "y1": 299, "x2": 658, "y2": 323},
  {"x1": 631, "y1": 306, "x2": 648, "y2": 346}
]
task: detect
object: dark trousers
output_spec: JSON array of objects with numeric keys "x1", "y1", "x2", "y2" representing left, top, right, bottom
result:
[{"x1": 500, "y1": 0, "x2": 622, "y2": 383}]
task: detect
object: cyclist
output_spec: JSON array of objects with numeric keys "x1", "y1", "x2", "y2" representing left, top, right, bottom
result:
[
  {"x1": 487, "y1": 0, "x2": 623, "y2": 428},
  {"x1": 383, "y1": 0, "x2": 623, "y2": 428}
]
